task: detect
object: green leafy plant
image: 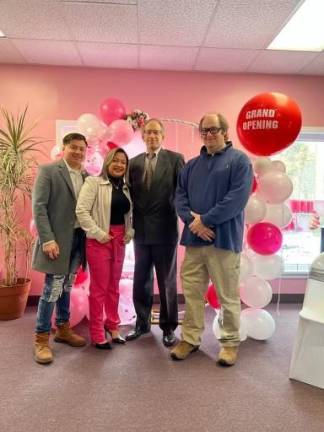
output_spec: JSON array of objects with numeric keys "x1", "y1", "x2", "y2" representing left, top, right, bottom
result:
[{"x1": 0, "y1": 107, "x2": 42, "y2": 286}]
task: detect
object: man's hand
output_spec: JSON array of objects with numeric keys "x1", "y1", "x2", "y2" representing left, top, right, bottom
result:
[
  {"x1": 189, "y1": 212, "x2": 215, "y2": 241},
  {"x1": 310, "y1": 214, "x2": 320, "y2": 230},
  {"x1": 43, "y1": 241, "x2": 60, "y2": 260}
]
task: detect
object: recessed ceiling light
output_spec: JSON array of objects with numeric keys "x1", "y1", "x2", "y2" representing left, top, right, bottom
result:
[
  {"x1": 0, "y1": 30, "x2": 6, "y2": 38},
  {"x1": 268, "y1": 0, "x2": 324, "y2": 52}
]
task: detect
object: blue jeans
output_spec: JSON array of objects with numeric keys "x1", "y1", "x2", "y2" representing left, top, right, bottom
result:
[{"x1": 35, "y1": 229, "x2": 83, "y2": 334}]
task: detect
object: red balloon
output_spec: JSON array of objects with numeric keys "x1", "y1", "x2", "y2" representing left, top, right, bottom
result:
[
  {"x1": 107, "y1": 141, "x2": 119, "y2": 149},
  {"x1": 100, "y1": 97, "x2": 126, "y2": 126},
  {"x1": 205, "y1": 284, "x2": 221, "y2": 309},
  {"x1": 237, "y1": 92, "x2": 302, "y2": 156},
  {"x1": 74, "y1": 267, "x2": 89, "y2": 286},
  {"x1": 247, "y1": 222, "x2": 282, "y2": 255}
]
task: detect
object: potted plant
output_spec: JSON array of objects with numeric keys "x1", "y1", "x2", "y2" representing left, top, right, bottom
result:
[{"x1": 0, "y1": 106, "x2": 42, "y2": 319}]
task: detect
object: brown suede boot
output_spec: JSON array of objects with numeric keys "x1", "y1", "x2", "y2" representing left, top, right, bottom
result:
[
  {"x1": 218, "y1": 346, "x2": 239, "y2": 366},
  {"x1": 170, "y1": 340, "x2": 199, "y2": 361},
  {"x1": 54, "y1": 321, "x2": 86, "y2": 347},
  {"x1": 34, "y1": 332, "x2": 53, "y2": 364}
]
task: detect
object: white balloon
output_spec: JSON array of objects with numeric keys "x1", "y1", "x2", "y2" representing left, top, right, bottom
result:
[
  {"x1": 240, "y1": 276, "x2": 273, "y2": 308},
  {"x1": 241, "y1": 308, "x2": 276, "y2": 340},
  {"x1": 253, "y1": 157, "x2": 272, "y2": 176},
  {"x1": 77, "y1": 113, "x2": 102, "y2": 140},
  {"x1": 239, "y1": 253, "x2": 254, "y2": 283},
  {"x1": 50, "y1": 145, "x2": 62, "y2": 161},
  {"x1": 263, "y1": 203, "x2": 292, "y2": 228},
  {"x1": 252, "y1": 254, "x2": 283, "y2": 280},
  {"x1": 212, "y1": 312, "x2": 247, "y2": 342},
  {"x1": 271, "y1": 160, "x2": 286, "y2": 173},
  {"x1": 257, "y1": 171, "x2": 293, "y2": 204},
  {"x1": 245, "y1": 194, "x2": 267, "y2": 224}
]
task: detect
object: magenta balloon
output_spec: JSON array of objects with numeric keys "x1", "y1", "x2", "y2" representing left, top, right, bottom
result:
[
  {"x1": 100, "y1": 97, "x2": 126, "y2": 125},
  {"x1": 247, "y1": 222, "x2": 282, "y2": 255}
]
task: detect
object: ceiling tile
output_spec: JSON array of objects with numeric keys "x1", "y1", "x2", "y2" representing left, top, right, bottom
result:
[
  {"x1": 248, "y1": 50, "x2": 319, "y2": 74},
  {"x1": 62, "y1": 2, "x2": 137, "y2": 43},
  {"x1": 0, "y1": 38, "x2": 26, "y2": 63},
  {"x1": 140, "y1": 45, "x2": 198, "y2": 70},
  {"x1": 205, "y1": 0, "x2": 301, "y2": 49},
  {"x1": 60, "y1": 0, "x2": 137, "y2": 3},
  {"x1": 139, "y1": 0, "x2": 218, "y2": 46},
  {"x1": 77, "y1": 42, "x2": 138, "y2": 68},
  {"x1": 12, "y1": 39, "x2": 82, "y2": 66},
  {"x1": 0, "y1": 0, "x2": 71, "y2": 40},
  {"x1": 195, "y1": 47, "x2": 258, "y2": 72}
]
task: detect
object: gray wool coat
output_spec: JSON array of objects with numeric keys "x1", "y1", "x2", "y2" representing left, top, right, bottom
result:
[{"x1": 31, "y1": 159, "x2": 87, "y2": 275}]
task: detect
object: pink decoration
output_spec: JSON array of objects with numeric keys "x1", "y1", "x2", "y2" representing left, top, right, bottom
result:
[
  {"x1": 100, "y1": 98, "x2": 126, "y2": 126},
  {"x1": 74, "y1": 267, "x2": 89, "y2": 286},
  {"x1": 247, "y1": 222, "x2": 283, "y2": 255},
  {"x1": 109, "y1": 119, "x2": 134, "y2": 146},
  {"x1": 52, "y1": 288, "x2": 88, "y2": 329},
  {"x1": 205, "y1": 283, "x2": 221, "y2": 309},
  {"x1": 84, "y1": 151, "x2": 104, "y2": 176}
]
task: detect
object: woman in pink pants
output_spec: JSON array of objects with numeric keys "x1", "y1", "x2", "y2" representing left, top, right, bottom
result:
[{"x1": 76, "y1": 148, "x2": 133, "y2": 349}]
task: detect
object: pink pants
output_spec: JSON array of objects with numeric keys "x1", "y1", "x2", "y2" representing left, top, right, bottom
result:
[{"x1": 86, "y1": 225, "x2": 126, "y2": 344}]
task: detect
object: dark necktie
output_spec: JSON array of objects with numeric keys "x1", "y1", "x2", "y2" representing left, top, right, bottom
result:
[{"x1": 145, "y1": 153, "x2": 156, "y2": 190}]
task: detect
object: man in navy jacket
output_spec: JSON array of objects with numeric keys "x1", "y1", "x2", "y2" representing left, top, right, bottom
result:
[{"x1": 170, "y1": 113, "x2": 253, "y2": 366}]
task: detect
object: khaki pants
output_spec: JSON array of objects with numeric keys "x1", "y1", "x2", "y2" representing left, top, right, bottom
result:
[{"x1": 181, "y1": 245, "x2": 241, "y2": 347}]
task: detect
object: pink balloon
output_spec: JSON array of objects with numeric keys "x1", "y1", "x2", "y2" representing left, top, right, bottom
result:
[
  {"x1": 109, "y1": 120, "x2": 134, "y2": 146},
  {"x1": 100, "y1": 98, "x2": 126, "y2": 126},
  {"x1": 247, "y1": 222, "x2": 282, "y2": 255},
  {"x1": 52, "y1": 288, "x2": 88, "y2": 329},
  {"x1": 74, "y1": 268, "x2": 89, "y2": 286},
  {"x1": 84, "y1": 151, "x2": 104, "y2": 176}
]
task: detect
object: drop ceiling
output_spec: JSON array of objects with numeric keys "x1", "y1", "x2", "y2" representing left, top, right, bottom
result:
[{"x1": 0, "y1": 0, "x2": 323, "y2": 75}]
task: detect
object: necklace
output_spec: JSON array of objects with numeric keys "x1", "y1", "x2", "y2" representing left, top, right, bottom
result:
[{"x1": 109, "y1": 177, "x2": 122, "y2": 190}]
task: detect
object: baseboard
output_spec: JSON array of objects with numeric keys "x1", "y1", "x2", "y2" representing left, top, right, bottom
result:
[{"x1": 28, "y1": 293, "x2": 303, "y2": 307}]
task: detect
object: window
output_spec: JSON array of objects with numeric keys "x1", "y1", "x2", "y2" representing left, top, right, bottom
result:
[{"x1": 277, "y1": 128, "x2": 324, "y2": 275}]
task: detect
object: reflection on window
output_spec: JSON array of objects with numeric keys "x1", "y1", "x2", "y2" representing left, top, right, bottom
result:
[{"x1": 276, "y1": 129, "x2": 324, "y2": 274}]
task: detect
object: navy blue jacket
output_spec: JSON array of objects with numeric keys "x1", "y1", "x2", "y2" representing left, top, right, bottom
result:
[{"x1": 176, "y1": 143, "x2": 253, "y2": 253}]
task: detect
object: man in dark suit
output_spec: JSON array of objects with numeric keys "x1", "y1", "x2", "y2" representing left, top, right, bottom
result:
[
  {"x1": 32, "y1": 133, "x2": 88, "y2": 364},
  {"x1": 126, "y1": 118, "x2": 185, "y2": 347}
]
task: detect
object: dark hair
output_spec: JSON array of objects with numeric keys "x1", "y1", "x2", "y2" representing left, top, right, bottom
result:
[
  {"x1": 198, "y1": 113, "x2": 229, "y2": 133},
  {"x1": 100, "y1": 148, "x2": 129, "y2": 180},
  {"x1": 62, "y1": 133, "x2": 88, "y2": 147},
  {"x1": 142, "y1": 118, "x2": 165, "y2": 134}
]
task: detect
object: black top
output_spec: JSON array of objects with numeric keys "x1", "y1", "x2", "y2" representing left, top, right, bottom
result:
[{"x1": 109, "y1": 176, "x2": 130, "y2": 225}]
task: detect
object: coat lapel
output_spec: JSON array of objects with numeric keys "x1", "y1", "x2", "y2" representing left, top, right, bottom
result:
[{"x1": 57, "y1": 159, "x2": 76, "y2": 200}]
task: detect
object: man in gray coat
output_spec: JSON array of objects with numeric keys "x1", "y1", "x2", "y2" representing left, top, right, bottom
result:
[{"x1": 32, "y1": 133, "x2": 88, "y2": 364}]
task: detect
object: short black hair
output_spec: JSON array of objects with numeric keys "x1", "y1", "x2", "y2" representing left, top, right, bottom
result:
[{"x1": 62, "y1": 133, "x2": 88, "y2": 147}]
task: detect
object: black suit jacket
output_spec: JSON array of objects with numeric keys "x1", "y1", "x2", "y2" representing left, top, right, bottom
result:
[{"x1": 128, "y1": 149, "x2": 185, "y2": 245}]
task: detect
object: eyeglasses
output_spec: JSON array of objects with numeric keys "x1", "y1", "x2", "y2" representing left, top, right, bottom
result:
[{"x1": 200, "y1": 127, "x2": 222, "y2": 137}]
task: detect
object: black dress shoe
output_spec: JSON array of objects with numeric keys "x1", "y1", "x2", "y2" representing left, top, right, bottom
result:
[
  {"x1": 162, "y1": 331, "x2": 176, "y2": 347},
  {"x1": 105, "y1": 329, "x2": 126, "y2": 344},
  {"x1": 94, "y1": 341, "x2": 113, "y2": 350},
  {"x1": 125, "y1": 327, "x2": 150, "y2": 341}
]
